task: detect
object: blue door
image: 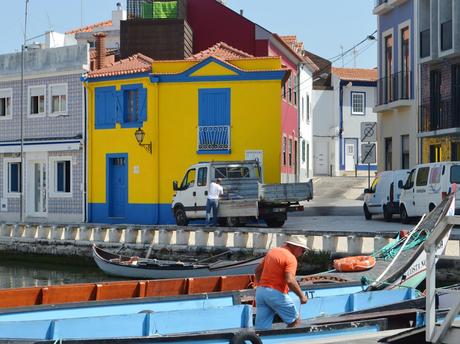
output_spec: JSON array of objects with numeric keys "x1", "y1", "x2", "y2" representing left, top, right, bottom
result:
[{"x1": 108, "y1": 156, "x2": 128, "y2": 218}]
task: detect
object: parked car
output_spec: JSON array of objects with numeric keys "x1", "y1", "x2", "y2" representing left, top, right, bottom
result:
[
  {"x1": 399, "y1": 162, "x2": 460, "y2": 224},
  {"x1": 363, "y1": 169, "x2": 410, "y2": 221}
]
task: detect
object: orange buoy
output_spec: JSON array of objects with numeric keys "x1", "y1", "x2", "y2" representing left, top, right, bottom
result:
[{"x1": 333, "y1": 255, "x2": 376, "y2": 272}]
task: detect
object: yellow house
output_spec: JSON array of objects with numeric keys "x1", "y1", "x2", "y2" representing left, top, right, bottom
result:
[{"x1": 83, "y1": 43, "x2": 288, "y2": 224}]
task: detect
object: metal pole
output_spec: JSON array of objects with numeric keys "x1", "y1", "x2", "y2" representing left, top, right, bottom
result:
[
  {"x1": 368, "y1": 163, "x2": 370, "y2": 189},
  {"x1": 20, "y1": 0, "x2": 29, "y2": 222},
  {"x1": 425, "y1": 244, "x2": 436, "y2": 342}
]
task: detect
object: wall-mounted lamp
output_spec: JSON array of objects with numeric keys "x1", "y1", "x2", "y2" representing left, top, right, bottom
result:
[{"x1": 134, "y1": 127, "x2": 152, "y2": 154}]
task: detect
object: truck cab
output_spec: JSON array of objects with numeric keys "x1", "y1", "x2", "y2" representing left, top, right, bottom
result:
[{"x1": 172, "y1": 161, "x2": 261, "y2": 226}]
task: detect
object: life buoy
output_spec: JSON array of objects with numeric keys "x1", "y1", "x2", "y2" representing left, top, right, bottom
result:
[
  {"x1": 230, "y1": 330, "x2": 262, "y2": 344},
  {"x1": 333, "y1": 255, "x2": 376, "y2": 272}
]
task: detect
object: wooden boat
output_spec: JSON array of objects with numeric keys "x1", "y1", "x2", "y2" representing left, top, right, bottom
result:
[
  {"x1": 93, "y1": 244, "x2": 263, "y2": 279},
  {"x1": 0, "y1": 288, "x2": 422, "y2": 341},
  {"x1": 308, "y1": 194, "x2": 455, "y2": 290}
]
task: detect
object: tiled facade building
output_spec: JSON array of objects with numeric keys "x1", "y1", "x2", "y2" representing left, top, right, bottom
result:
[{"x1": 0, "y1": 45, "x2": 88, "y2": 222}]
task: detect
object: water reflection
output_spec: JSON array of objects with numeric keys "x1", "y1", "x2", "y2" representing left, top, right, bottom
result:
[{"x1": 0, "y1": 259, "x2": 121, "y2": 289}]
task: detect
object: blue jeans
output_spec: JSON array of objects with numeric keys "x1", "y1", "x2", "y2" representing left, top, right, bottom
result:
[
  {"x1": 255, "y1": 286, "x2": 299, "y2": 329},
  {"x1": 205, "y1": 199, "x2": 219, "y2": 226}
]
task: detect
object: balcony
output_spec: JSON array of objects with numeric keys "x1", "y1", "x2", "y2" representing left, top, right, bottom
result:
[
  {"x1": 373, "y1": 0, "x2": 408, "y2": 15},
  {"x1": 419, "y1": 99, "x2": 460, "y2": 133},
  {"x1": 441, "y1": 20, "x2": 453, "y2": 51},
  {"x1": 197, "y1": 125, "x2": 230, "y2": 153},
  {"x1": 375, "y1": 71, "x2": 413, "y2": 111},
  {"x1": 420, "y1": 29, "x2": 431, "y2": 58}
]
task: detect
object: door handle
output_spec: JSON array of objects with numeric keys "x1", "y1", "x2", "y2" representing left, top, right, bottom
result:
[
  {"x1": 193, "y1": 191, "x2": 196, "y2": 196},
  {"x1": 205, "y1": 191, "x2": 208, "y2": 196}
]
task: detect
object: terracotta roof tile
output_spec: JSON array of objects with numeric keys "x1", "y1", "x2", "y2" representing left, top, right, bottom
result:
[
  {"x1": 187, "y1": 42, "x2": 253, "y2": 60},
  {"x1": 86, "y1": 53, "x2": 153, "y2": 78},
  {"x1": 66, "y1": 20, "x2": 112, "y2": 35},
  {"x1": 331, "y1": 67, "x2": 378, "y2": 82}
]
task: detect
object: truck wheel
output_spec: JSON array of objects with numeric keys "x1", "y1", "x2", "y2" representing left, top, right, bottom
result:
[
  {"x1": 400, "y1": 205, "x2": 409, "y2": 224},
  {"x1": 383, "y1": 205, "x2": 392, "y2": 222},
  {"x1": 174, "y1": 207, "x2": 188, "y2": 226},
  {"x1": 226, "y1": 217, "x2": 240, "y2": 227},
  {"x1": 265, "y1": 218, "x2": 285, "y2": 228},
  {"x1": 363, "y1": 204, "x2": 372, "y2": 220}
]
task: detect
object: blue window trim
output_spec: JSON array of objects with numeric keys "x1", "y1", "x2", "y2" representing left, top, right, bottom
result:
[
  {"x1": 197, "y1": 149, "x2": 231, "y2": 155},
  {"x1": 350, "y1": 91, "x2": 366, "y2": 116},
  {"x1": 120, "y1": 83, "x2": 147, "y2": 128}
]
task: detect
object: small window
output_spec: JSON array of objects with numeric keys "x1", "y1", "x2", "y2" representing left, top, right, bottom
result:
[
  {"x1": 416, "y1": 167, "x2": 430, "y2": 186},
  {"x1": 197, "y1": 167, "x2": 208, "y2": 187},
  {"x1": 282, "y1": 137, "x2": 287, "y2": 166},
  {"x1": 49, "y1": 84, "x2": 67, "y2": 115},
  {"x1": 351, "y1": 92, "x2": 365, "y2": 115},
  {"x1": 306, "y1": 94, "x2": 310, "y2": 122},
  {"x1": 125, "y1": 89, "x2": 140, "y2": 123},
  {"x1": 215, "y1": 167, "x2": 227, "y2": 179},
  {"x1": 450, "y1": 166, "x2": 460, "y2": 184},
  {"x1": 401, "y1": 135, "x2": 410, "y2": 169},
  {"x1": 181, "y1": 169, "x2": 196, "y2": 189},
  {"x1": 8, "y1": 162, "x2": 22, "y2": 193},
  {"x1": 29, "y1": 86, "x2": 45, "y2": 116},
  {"x1": 288, "y1": 139, "x2": 293, "y2": 166},
  {"x1": 0, "y1": 89, "x2": 12, "y2": 119},
  {"x1": 56, "y1": 160, "x2": 71, "y2": 193},
  {"x1": 288, "y1": 77, "x2": 292, "y2": 103},
  {"x1": 301, "y1": 140, "x2": 306, "y2": 163}
]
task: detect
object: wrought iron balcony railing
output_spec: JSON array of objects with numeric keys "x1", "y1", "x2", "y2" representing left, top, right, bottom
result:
[
  {"x1": 198, "y1": 125, "x2": 230, "y2": 151},
  {"x1": 376, "y1": 71, "x2": 413, "y2": 106},
  {"x1": 419, "y1": 98, "x2": 460, "y2": 132},
  {"x1": 420, "y1": 29, "x2": 431, "y2": 58},
  {"x1": 441, "y1": 20, "x2": 453, "y2": 51}
]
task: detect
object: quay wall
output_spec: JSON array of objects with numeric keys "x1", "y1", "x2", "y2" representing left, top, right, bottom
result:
[{"x1": 1, "y1": 222, "x2": 459, "y2": 260}]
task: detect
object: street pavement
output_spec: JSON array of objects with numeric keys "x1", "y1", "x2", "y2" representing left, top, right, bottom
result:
[{"x1": 287, "y1": 176, "x2": 413, "y2": 233}]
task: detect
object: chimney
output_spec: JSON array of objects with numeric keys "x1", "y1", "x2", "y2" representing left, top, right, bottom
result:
[
  {"x1": 240, "y1": 9, "x2": 244, "y2": 16},
  {"x1": 94, "y1": 32, "x2": 107, "y2": 70}
]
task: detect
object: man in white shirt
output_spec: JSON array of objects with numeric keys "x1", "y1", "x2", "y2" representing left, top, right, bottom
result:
[{"x1": 205, "y1": 178, "x2": 224, "y2": 227}]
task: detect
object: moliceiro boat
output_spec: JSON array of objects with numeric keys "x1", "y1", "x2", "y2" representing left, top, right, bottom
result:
[
  {"x1": 92, "y1": 245, "x2": 263, "y2": 279},
  {"x1": 307, "y1": 193, "x2": 455, "y2": 290}
]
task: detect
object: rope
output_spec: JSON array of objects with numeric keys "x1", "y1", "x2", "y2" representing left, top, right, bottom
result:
[{"x1": 360, "y1": 276, "x2": 423, "y2": 297}]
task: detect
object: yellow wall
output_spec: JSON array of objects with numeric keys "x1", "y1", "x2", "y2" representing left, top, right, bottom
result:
[
  {"x1": 422, "y1": 136, "x2": 460, "y2": 163},
  {"x1": 86, "y1": 58, "x2": 283, "y2": 208}
]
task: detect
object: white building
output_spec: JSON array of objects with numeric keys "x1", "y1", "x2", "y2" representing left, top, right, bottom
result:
[
  {"x1": 298, "y1": 61, "x2": 314, "y2": 181},
  {"x1": 312, "y1": 67, "x2": 378, "y2": 176}
]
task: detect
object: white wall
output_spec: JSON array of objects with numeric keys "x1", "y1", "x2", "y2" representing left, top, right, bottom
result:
[{"x1": 298, "y1": 64, "x2": 314, "y2": 181}]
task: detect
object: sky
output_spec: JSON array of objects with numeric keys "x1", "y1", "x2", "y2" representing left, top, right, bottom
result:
[{"x1": 1, "y1": 0, "x2": 377, "y2": 68}]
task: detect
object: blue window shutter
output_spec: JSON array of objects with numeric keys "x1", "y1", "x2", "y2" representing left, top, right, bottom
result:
[
  {"x1": 198, "y1": 88, "x2": 230, "y2": 126},
  {"x1": 115, "y1": 90, "x2": 124, "y2": 123},
  {"x1": 10, "y1": 163, "x2": 18, "y2": 192},
  {"x1": 95, "y1": 86, "x2": 116, "y2": 129},
  {"x1": 139, "y1": 87, "x2": 147, "y2": 122},
  {"x1": 57, "y1": 162, "x2": 64, "y2": 192}
]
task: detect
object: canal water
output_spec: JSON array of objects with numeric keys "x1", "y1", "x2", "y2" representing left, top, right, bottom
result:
[{"x1": 0, "y1": 255, "x2": 122, "y2": 289}]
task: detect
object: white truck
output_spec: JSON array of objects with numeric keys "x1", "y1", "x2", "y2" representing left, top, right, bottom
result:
[{"x1": 172, "y1": 161, "x2": 313, "y2": 227}]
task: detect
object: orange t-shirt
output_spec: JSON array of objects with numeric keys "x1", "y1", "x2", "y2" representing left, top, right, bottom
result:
[{"x1": 258, "y1": 247, "x2": 297, "y2": 294}]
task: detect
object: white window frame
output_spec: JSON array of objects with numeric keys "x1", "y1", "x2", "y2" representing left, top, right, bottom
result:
[
  {"x1": 49, "y1": 156, "x2": 73, "y2": 198},
  {"x1": 351, "y1": 92, "x2": 366, "y2": 115},
  {"x1": 0, "y1": 88, "x2": 13, "y2": 120},
  {"x1": 3, "y1": 158, "x2": 22, "y2": 198},
  {"x1": 28, "y1": 85, "x2": 46, "y2": 117},
  {"x1": 48, "y1": 83, "x2": 68, "y2": 117}
]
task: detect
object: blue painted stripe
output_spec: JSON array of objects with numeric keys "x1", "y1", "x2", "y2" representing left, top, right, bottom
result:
[
  {"x1": 154, "y1": 71, "x2": 286, "y2": 83},
  {"x1": 197, "y1": 149, "x2": 231, "y2": 155},
  {"x1": 82, "y1": 72, "x2": 150, "y2": 83},
  {"x1": 89, "y1": 203, "x2": 175, "y2": 225}
]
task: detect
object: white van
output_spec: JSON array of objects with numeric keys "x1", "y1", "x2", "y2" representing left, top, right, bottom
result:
[
  {"x1": 399, "y1": 162, "x2": 460, "y2": 223},
  {"x1": 363, "y1": 169, "x2": 410, "y2": 221}
]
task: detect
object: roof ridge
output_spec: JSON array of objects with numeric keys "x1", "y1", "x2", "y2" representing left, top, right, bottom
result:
[{"x1": 66, "y1": 19, "x2": 112, "y2": 35}]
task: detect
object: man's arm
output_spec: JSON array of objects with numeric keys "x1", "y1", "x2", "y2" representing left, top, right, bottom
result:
[
  {"x1": 255, "y1": 259, "x2": 265, "y2": 283},
  {"x1": 285, "y1": 272, "x2": 308, "y2": 304}
]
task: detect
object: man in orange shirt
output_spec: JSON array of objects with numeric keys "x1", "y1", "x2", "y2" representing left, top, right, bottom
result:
[{"x1": 254, "y1": 235, "x2": 309, "y2": 329}]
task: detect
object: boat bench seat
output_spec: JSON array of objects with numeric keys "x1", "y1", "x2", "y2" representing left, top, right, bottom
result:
[
  {"x1": 300, "y1": 288, "x2": 417, "y2": 320},
  {"x1": 0, "y1": 305, "x2": 253, "y2": 340}
]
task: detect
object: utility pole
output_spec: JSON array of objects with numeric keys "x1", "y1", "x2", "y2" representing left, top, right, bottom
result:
[{"x1": 20, "y1": 0, "x2": 29, "y2": 222}]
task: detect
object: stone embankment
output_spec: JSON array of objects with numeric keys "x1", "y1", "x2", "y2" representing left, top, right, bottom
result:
[{"x1": 0, "y1": 222, "x2": 459, "y2": 260}]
